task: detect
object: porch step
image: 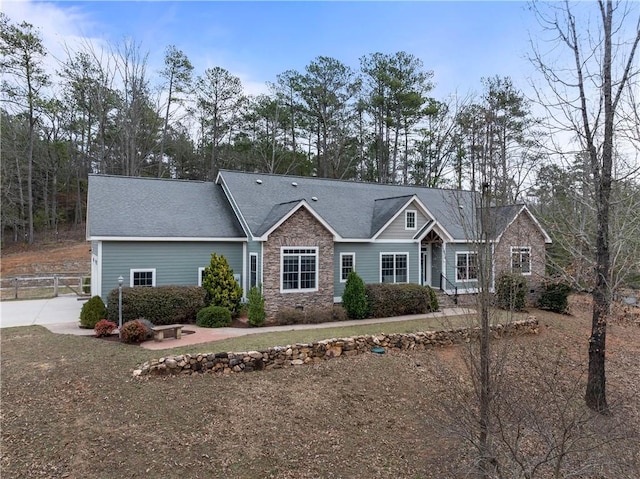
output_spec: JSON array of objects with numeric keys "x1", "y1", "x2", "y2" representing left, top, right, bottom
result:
[{"x1": 434, "y1": 290, "x2": 477, "y2": 309}]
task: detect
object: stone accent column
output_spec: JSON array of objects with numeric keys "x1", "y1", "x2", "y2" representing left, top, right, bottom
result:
[{"x1": 262, "y1": 208, "x2": 334, "y2": 318}]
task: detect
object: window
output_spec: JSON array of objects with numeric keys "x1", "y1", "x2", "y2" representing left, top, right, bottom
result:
[
  {"x1": 198, "y1": 267, "x2": 206, "y2": 286},
  {"x1": 130, "y1": 269, "x2": 155, "y2": 287},
  {"x1": 511, "y1": 246, "x2": 531, "y2": 275},
  {"x1": 340, "y1": 253, "x2": 355, "y2": 282},
  {"x1": 250, "y1": 253, "x2": 258, "y2": 288},
  {"x1": 380, "y1": 253, "x2": 408, "y2": 283},
  {"x1": 456, "y1": 253, "x2": 478, "y2": 282},
  {"x1": 405, "y1": 210, "x2": 417, "y2": 230},
  {"x1": 281, "y1": 248, "x2": 317, "y2": 292}
]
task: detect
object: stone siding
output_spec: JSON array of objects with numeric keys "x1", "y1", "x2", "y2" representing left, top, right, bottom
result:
[
  {"x1": 134, "y1": 319, "x2": 539, "y2": 377},
  {"x1": 262, "y1": 207, "x2": 334, "y2": 318},
  {"x1": 494, "y1": 211, "x2": 547, "y2": 295}
]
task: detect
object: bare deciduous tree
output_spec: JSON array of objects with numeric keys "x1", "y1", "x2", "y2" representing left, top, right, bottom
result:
[{"x1": 529, "y1": 0, "x2": 640, "y2": 413}]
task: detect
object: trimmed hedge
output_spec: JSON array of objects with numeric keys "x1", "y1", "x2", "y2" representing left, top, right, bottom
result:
[
  {"x1": 196, "y1": 305, "x2": 232, "y2": 328},
  {"x1": 365, "y1": 283, "x2": 438, "y2": 318},
  {"x1": 106, "y1": 286, "x2": 207, "y2": 325}
]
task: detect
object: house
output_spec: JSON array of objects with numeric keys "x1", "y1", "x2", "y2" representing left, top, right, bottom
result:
[{"x1": 86, "y1": 170, "x2": 551, "y2": 316}]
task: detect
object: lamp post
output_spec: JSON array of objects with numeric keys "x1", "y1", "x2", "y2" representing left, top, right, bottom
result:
[{"x1": 118, "y1": 276, "x2": 124, "y2": 334}]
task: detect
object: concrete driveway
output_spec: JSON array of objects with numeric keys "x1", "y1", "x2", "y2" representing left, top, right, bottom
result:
[{"x1": 0, "y1": 295, "x2": 85, "y2": 330}]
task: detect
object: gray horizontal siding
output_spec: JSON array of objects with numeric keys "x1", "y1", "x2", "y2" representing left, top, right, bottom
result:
[
  {"x1": 333, "y1": 242, "x2": 420, "y2": 299},
  {"x1": 444, "y1": 243, "x2": 492, "y2": 290},
  {"x1": 377, "y1": 201, "x2": 430, "y2": 240},
  {"x1": 100, "y1": 241, "x2": 244, "y2": 298}
]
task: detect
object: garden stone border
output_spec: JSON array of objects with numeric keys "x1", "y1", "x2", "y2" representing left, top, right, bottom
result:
[{"x1": 133, "y1": 318, "x2": 539, "y2": 377}]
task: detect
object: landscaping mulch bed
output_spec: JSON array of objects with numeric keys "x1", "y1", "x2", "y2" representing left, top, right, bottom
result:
[{"x1": 92, "y1": 328, "x2": 197, "y2": 344}]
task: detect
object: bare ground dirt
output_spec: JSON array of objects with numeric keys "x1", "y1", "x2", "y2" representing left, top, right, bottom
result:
[
  {"x1": 1, "y1": 241, "x2": 639, "y2": 478},
  {"x1": 1, "y1": 229, "x2": 90, "y2": 276}
]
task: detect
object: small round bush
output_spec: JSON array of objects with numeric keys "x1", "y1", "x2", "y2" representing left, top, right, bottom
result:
[
  {"x1": 196, "y1": 306, "x2": 232, "y2": 328},
  {"x1": 94, "y1": 319, "x2": 117, "y2": 337},
  {"x1": 342, "y1": 271, "x2": 368, "y2": 319},
  {"x1": 80, "y1": 296, "x2": 107, "y2": 329},
  {"x1": 120, "y1": 320, "x2": 149, "y2": 344}
]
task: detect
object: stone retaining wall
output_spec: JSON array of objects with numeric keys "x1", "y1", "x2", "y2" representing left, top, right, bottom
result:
[{"x1": 133, "y1": 318, "x2": 538, "y2": 377}]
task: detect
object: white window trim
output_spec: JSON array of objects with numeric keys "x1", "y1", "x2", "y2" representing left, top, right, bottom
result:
[
  {"x1": 130, "y1": 268, "x2": 156, "y2": 287},
  {"x1": 198, "y1": 267, "x2": 206, "y2": 286},
  {"x1": 510, "y1": 246, "x2": 532, "y2": 276},
  {"x1": 340, "y1": 252, "x2": 356, "y2": 283},
  {"x1": 405, "y1": 210, "x2": 417, "y2": 230},
  {"x1": 280, "y1": 246, "x2": 319, "y2": 293},
  {"x1": 379, "y1": 252, "x2": 409, "y2": 284},
  {"x1": 455, "y1": 252, "x2": 478, "y2": 282},
  {"x1": 249, "y1": 253, "x2": 258, "y2": 289}
]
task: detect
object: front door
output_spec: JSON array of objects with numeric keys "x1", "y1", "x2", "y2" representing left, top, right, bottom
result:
[{"x1": 421, "y1": 244, "x2": 431, "y2": 286}]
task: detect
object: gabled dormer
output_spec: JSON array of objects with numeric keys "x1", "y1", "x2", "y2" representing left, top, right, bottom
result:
[{"x1": 373, "y1": 195, "x2": 439, "y2": 240}]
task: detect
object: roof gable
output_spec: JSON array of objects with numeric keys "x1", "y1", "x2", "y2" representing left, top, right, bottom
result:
[
  {"x1": 489, "y1": 205, "x2": 552, "y2": 244},
  {"x1": 217, "y1": 170, "x2": 476, "y2": 241},
  {"x1": 256, "y1": 200, "x2": 340, "y2": 240}
]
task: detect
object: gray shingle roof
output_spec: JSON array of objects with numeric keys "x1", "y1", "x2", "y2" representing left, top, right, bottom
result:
[
  {"x1": 218, "y1": 170, "x2": 479, "y2": 240},
  {"x1": 87, "y1": 175, "x2": 244, "y2": 238},
  {"x1": 486, "y1": 205, "x2": 525, "y2": 240}
]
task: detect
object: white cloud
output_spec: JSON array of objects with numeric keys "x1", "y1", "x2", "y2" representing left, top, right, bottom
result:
[{"x1": 2, "y1": 0, "x2": 106, "y2": 74}]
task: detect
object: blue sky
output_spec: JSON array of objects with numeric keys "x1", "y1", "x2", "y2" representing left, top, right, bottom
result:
[{"x1": 4, "y1": 1, "x2": 539, "y2": 98}]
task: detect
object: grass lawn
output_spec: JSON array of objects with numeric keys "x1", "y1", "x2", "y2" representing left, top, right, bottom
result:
[
  {"x1": 159, "y1": 310, "x2": 528, "y2": 356},
  {"x1": 2, "y1": 303, "x2": 639, "y2": 478}
]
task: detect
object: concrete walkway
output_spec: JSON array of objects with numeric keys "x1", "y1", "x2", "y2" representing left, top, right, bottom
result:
[
  {"x1": 0, "y1": 295, "x2": 86, "y2": 328},
  {"x1": 0, "y1": 295, "x2": 474, "y2": 350}
]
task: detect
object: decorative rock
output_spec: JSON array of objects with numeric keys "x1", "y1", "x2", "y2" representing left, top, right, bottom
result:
[
  {"x1": 325, "y1": 345, "x2": 342, "y2": 358},
  {"x1": 133, "y1": 319, "x2": 539, "y2": 378},
  {"x1": 165, "y1": 358, "x2": 177, "y2": 369}
]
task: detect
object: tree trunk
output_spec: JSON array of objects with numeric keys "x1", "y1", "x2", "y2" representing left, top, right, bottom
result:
[{"x1": 585, "y1": 0, "x2": 614, "y2": 413}]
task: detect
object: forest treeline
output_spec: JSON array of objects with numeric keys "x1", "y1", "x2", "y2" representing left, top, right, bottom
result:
[
  {"x1": 1, "y1": 12, "x2": 638, "y2": 292},
  {"x1": 1, "y1": 12, "x2": 546, "y2": 240}
]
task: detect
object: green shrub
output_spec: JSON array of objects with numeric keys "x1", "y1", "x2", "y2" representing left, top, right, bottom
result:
[
  {"x1": 80, "y1": 295, "x2": 107, "y2": 329},
  {"x1": 247, "y1": 286, "x2": 266, "y2": 327},
  {"x1": 94, "y1": 319, "x2": 117, "y2": 337},
  {"x1": 202, "y1": 253, "x2": 243, "y2": 313},
  {"x1": 106, "y1": 286, "x2": 206, "y2": 325},
  {"x1": 120, "y1": 320, "x2": 148, "y2": 344},
  {"x1": 427, "y1": 285, "x2": 439, "y2": 312},
  {"x1": 365, "y1": 283, "x2": 437, "y2": 318},
  {"x1": 537, "y1": 282, "x2": 572, "y2": 313},
  {"x1": 196, "y1": 305, "x2": 232, "y2": 328},
  {"x1": 496, "y1": 272, "x2": 527, "y2": 311},
  {"x1": 342, "y1": 271, "x2": 369, "y2": 319}
]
